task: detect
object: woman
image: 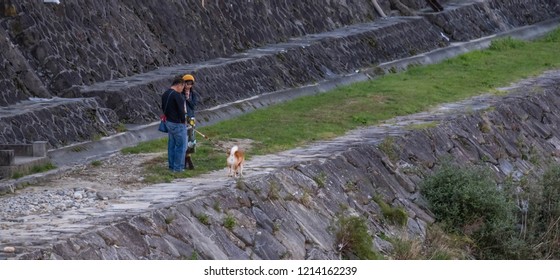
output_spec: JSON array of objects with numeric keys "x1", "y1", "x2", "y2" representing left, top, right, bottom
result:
[{"x1": 182, "y1": 74, "x2": 198, "y2": 170}]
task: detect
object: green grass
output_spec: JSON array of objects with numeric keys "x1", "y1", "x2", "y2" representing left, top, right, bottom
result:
[
  {"x1": 139, "y1": 144, "x2": 225, "y2": 183},
  {"x1": 12, "y1": 162, "x2": 57, "y2": 179},
  {"x1": 372, "y1": 196, "x2": 408, "y2": 227},
  {"x1": 122, "y1": 30, "x2": 560, "y2": 181},
  {"x1": 331, "y1": 214, "x2": 383, "y2": 260},
  {"x1": 223, "y1": 214, "x2": 236, "y2": 230},
  {"x1": 30, "y1": 162, "x2": 57, "y2": 173},
  {"x1": 122, "y1": 138, "x2": 168, "y2": 154},
  {"x1": 196, "y1": 213, "x2": 211, "y2": 225}
]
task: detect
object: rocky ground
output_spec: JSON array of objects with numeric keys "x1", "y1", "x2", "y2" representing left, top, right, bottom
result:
[{"x1": 0, "y1": 152, "x2": 160, "y2": 222}]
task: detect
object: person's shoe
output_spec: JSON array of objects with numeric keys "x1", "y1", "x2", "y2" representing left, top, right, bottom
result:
[{"x1": 186, "y1": 156, "x2": 195, "y2": 170}]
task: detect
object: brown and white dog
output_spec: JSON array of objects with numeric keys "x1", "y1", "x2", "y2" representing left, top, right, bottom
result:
[{"x1": 227, "y1": 145, "x2": 245, "y2": 177}]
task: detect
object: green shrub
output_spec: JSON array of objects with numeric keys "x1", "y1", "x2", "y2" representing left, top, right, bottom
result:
[
  {"x1": 223, "y1": 214, "x2": 236, "y2": 230},
  {"x1": 331, "y1": 215, "x2": 382, "y2": 260},
  {"x1": 313, "y1": 173, "x2": 327, "y2": 188},
  {"x1": 378, "y1": 137, "x2": 398, "y2": 162},
  {"x1": 373, "y1": 196, "x2": 408, "y2": 226},
  {"x1": 541, "y1": 165, "x2": 560, "y2": 219},
  {"x1": 11, "y1": 172, "x2": 23, "y2": 179},
  {"x1": 420, "y1": 163, "x2": 517, "y2": 259},
  {"x1": 12, "y1": 162, "x2": 57, "y2": 179},
  {"x1": 213, "y1": 201, "x2": 222, "y2": 212},
  {"x1": 197, "y1": 214, "x2": 210, "y2": 225},
  {"x1": 421, "y1": 163, "x2": 560, "y2": 259},
  {"x1": 115, "y1": 123, "x2": 127, "y2": 133},
  {"x1": 164, "y1": 215, "x2": 175, "y2": 225},
  {"x1": 388, "y1": 237, "x2": 423, "y2": 260},
  {"x1": 524, "y1": 164, "x2": 560, "y2": 259},
  {"x1": 267, "y1": 183, "x2": 280, "y2": 200},
  {"x1": 421, "y1": 163, "x2": 512, "y2": 232}
]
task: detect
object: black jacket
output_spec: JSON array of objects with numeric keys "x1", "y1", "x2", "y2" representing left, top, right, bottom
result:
[{"x1": 161, "y1": 89, "x2": 186, "y2": 124}]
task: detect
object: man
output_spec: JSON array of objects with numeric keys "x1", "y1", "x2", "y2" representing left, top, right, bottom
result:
[
  {"x1": 162, "y1": 76, "x2": 187, "y2": 172},
  {"x1": 182, "y1": 74, "x2": 198, "y2": 170}
]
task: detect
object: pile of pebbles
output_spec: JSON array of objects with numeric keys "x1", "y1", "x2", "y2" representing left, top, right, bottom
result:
[
  {"x1": 0, "y1": 187, "x2": 119, "y2": 219},
  {"x1": 0, "y1": 152, "x2": 150, "y2": 220}
]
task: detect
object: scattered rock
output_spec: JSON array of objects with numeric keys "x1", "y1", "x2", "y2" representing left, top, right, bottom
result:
[
  {"x1": 3, "y1": 247, "x2": 15, "y2": 253},
  {"x1": 96, "y1": 191, "x2": 119, "y2": 200},
  {"x1": 0, "y1": 153, "x2": 159, "y2": 220},
  {"x1": 374, "y1": 236, "x2": 393, "y2": 254},
  {"x1": 73, "y1": 192, "x2": 83, "y2": 200}
]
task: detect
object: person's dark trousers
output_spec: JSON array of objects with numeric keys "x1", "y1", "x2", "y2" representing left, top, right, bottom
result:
[
  {"x1": 186, "y1": 155, "x2": 194, "y2": 170},
  {"x1": 185, "y1": 126, "x2": 196, "y2": 170}
]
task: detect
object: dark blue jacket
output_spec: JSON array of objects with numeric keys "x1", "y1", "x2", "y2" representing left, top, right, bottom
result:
[
  {"x1": 185, "y1": 89, "x2": 198, "y2": 119},
  {"x1": 162, "y1": 89, "x2": 186, "y2": 124}
]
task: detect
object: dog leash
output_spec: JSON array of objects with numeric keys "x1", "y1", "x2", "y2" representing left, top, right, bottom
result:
[
  {"x1": 191, "y1": 128, "x2": 229, "y2": 151},
  {"x1": 193, "y1": 128, "x2": 208, "y2": 139}
]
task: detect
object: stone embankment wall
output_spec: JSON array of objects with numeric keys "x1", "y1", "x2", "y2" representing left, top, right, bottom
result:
[
  {"x1": 0, "y1": 98, "x2": 118, "y2": 147},
  {"x1": 426, "y1": 0, "x2": 560, "y2": 41},
  {"x1": 1, "y1": 0, "x2": 395, "y2": 100},
  {"x1": 79, "y1": 17, "x2": 446, "y2": 124},
  {"x1": 19, "y1": 73, "x2": 560, "y2": 260},
  {"x1": 0, "y1": 0, "x2": 433, "y2": 147},
  {"x1": 2, "y1": 0, "x2": 558, "y2": 148}
]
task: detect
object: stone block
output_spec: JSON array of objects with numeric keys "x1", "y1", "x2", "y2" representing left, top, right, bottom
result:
[
  {"x1": 32, "y1": 141, "x2": 47, "y2": 157},
  {"x1": 0, "y1": 150, "x2": 14, "y2": 166},
  {"x1": 0, "y1": 166, "x2": 10, "y2": 179},
  {"x1": 0, "y1": 145, "x2": 30, "y2": 156}
]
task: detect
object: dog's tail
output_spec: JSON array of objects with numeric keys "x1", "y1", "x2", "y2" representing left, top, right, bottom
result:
[{"x1": 230, "y1": 145, "x2": 239, "y2": 155}]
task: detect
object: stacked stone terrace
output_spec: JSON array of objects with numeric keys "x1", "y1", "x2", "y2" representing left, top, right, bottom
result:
[
  {"x1": 0, "y1": 0, "x2": 560, "y2": 259},
  {"x1": 0, "y1": 0, "x2": 559, "y2": 151}
]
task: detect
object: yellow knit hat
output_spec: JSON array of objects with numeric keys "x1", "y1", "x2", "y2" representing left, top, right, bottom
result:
[{"x1": 182, "y1": 74, "x2": 195, "y2": 82}]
